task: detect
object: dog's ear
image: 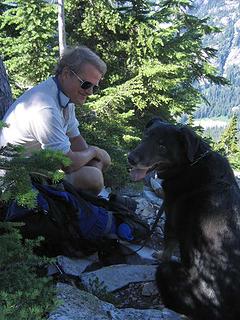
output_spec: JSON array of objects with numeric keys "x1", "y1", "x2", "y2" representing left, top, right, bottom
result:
[
  {"x1": 180, "y1": 126, "x2": 200, "y2": 162},
  {"x1": 145, "y1": 117, "x2": 167, "y2": 129}
]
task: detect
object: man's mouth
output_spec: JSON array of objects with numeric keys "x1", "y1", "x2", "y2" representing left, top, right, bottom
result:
[{"x1": 77, "y1": 94, "x2": 87, "y2": 103}]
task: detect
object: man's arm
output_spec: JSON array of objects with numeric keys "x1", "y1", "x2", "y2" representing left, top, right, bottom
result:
[
  {"x1": 65, "y1": 146, "x2": 99, "y2": 173},
  {"x1": 68, "y1": 135, "x2": 104, "y2": 170},
  {"x1": 69, "y1": 135, "x2": 88, "y2": 152},
  {"x1": 68, "y1": 135, "x2": 111, "y2": 171}
]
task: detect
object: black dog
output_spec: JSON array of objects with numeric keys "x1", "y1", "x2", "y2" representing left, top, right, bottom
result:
[{"x1": 128, "y1": 118, "x2": 240, "y2": 320}]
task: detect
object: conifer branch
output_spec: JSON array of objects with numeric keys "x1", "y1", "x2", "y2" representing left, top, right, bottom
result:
[{"x1": 0, "y1": 144, "x2": 70, "y2": 208}]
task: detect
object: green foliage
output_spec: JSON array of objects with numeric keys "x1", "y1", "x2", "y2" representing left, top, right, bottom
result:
[
  {"x1": 228, "y1": 151, "x2": 240, "y2": 171},
  {"x1": 1, "y1": 0, "x2": 229, "y2": 187},
  {"x1": 0, "y1": 222, "x2": 57, "y2": 319},
  {"x1": 215, "y1": 115, "x2": 239, "y2": 156},
  {"x1": 76, "y1": 103, "x2": 136, "y2": 187},
  {"x1": 210, "y1": 115, "x2": 240, "y2": 171},
  {"x1": 65, "y1": 0, "x2": 226, "y2": 187},
  {"x1": 0, "y1": 146, "x2": 64, "y2": 319},
  {"x1": 87, "y1": 276, "x2": 117, "y2": 304},
  {"x1": 0, "y1": 145, "x2": 71, "y2": 208},
  {"x1": 195, "y1": 72, "x2": 240, "y2": 118},
  {"x1": 0, "y1": 0, "x2": 58, "y2": 96},
  {"x1": 0, "y1": 121, "x2": 9, "y2": 129}
]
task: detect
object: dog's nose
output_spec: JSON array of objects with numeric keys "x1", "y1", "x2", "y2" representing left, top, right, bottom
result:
[{"x1": 128, "y1": 154, "x2": 137, "y2": 166}]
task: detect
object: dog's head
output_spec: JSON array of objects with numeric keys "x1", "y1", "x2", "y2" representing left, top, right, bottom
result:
[{"x1": 128, "y1": 118, "x2": 204, "y2": 180}]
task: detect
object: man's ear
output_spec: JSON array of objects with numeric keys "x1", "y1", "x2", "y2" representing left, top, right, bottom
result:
[
  {"x1": 145, "y1": 117, "x2": 167, "y2": 129},
  {"x1": 180, "y1": 126, "x2": 200, "y2": 162},
  {"x1": 61, "y1": 66, "x2": 71, "y2": 80}
]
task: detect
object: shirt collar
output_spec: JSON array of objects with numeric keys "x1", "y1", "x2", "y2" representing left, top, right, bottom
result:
[{"x1": 53, "y1": 76, "x2": 71, "y2": 108}]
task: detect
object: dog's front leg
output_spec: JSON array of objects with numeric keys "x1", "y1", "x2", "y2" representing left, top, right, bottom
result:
[
  {"x1": 153, "y1": 236, "x2": 178, "y2": 261},
  {"x1": 161, "y1": 238, "x2": 178, "y2": 261},
  {"x1": 162, "y1": 211, "x2": 179, "y2": 260},
  {"x1": 153, "y1": 212, "x2": 178, "y2": 261}
]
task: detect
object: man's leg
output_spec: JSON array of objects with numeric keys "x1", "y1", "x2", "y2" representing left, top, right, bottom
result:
[{"x1": 65, "y1": 166, "x2": 104, "y2": 195}]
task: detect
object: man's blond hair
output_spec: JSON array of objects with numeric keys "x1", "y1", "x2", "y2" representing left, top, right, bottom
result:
[{"x1": 55, "y1": 46, "x2": 107, "y2": 76}]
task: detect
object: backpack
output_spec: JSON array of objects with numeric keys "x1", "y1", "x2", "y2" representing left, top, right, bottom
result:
[{"x1": 3, "y1": 179, "x2": 150, "y2": 259}]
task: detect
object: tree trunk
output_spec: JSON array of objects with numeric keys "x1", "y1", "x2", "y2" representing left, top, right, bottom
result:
[
  {"x1": 0, "y1": 58, "x2": 13, "y2": 120},
  {"x1": 58, "y1": 0, "x2": 66, "y2": 57}
]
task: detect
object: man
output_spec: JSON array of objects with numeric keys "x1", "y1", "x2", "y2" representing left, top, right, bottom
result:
[{"x1": 0, "y1": 46, "x2": 111, "y2": 195}]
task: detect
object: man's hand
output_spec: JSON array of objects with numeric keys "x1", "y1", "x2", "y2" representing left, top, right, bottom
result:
[
  {"x1": 65, "y1": 145, "x2": 111, "y2": 173},
  {"x1": 88, "y1": 146, "x2": 111, "y2": 171},
  {"x1": 64, "y1": 146, "x2": 97, "y2": 172},
  {"x1": 68, "y1": 135, "x2": 111, "y2": 172}
]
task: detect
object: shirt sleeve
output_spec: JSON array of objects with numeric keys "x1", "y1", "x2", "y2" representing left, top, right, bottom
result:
[
  {"x1": 66, "y1": 103, "x2": 80, "y2": 138},
  {"x1": 30, "y1": 105, "x2": 71, "y2": 153}
]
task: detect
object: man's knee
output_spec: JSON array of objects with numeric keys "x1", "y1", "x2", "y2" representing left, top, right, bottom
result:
[
  {"x1": 65, "y1": 166, "x2": 104, "y2": 195},
  {"x1": 86, "y1": 167, "x2": 104, "y2": 194},
  {"x1": 100, "y1": 149, "x2": 111, "y2": 170}
]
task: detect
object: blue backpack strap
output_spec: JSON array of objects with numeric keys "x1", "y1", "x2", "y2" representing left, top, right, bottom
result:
[{"x1": 103, "y1": 211, "x2": 114, "y2": 235}]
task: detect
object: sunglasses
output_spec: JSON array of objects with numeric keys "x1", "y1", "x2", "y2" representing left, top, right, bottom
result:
[{"x1": 70, "y1": 69, "x2": 99, "y2": 94}]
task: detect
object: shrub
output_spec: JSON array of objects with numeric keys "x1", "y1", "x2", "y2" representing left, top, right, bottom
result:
[{"x1": 0, "y1": 222, "x2": 57, "y2": 320}]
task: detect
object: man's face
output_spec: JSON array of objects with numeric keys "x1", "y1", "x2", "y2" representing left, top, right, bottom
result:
[{"x1": 60, "y1": 63, "x2": 102, "y2": 105}]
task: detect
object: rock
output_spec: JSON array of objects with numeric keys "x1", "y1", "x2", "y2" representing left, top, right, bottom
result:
[
  {"x1": 144, "y1": 171, "x2": 158, "y2": 187},
  {"x1": 150, "y1": 177, "x2": 162, "y2": 190},
  {"x1": 98, "y1": 187, "x2": 112, "y2": 200},
  {"x1": 137, "y1": 201, "x2": 156, "y2": 218},
  {"x1": 136, "y1": 198, "x2": 151, "y2": 214},
  {"x1": 142, "y1": 282, "x2": 159, "y2": 296},
  {"x1": 81, "y1": 264, "x2": 158, "y2": 293},
  {"x1": 52, "y1": 254, "x2": 99, "y2": 276},
  {"x1": 120, "y1": 242, "x2": 158, "y2": 265},
  {"x1": 49, "y1": 283, "x2": 183, "y2": 320},
  {"x1": 47, "y1": 179, "x2": 185, "y2": 319},
  {"x1": 142, "y1": 187, "x2": 164, "y2": 206},
  {"x1": 150, "y1": 177, "x2": 164, "y2": 198},
  {"x1": 117, "y1": 185, "x2": 142, "y2": 197}
]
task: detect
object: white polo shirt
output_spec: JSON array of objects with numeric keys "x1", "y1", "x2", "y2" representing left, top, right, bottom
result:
[{"x1": 0, "y1": 77, "x2": 80, "y2": 154}]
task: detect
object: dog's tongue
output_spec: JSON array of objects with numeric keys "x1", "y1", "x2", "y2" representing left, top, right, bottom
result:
[{"x1": 130, "y1": 168, "x2": 148, "y2": 181}]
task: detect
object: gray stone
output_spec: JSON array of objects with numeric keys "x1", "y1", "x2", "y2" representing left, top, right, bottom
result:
[
  {"x1": 142, "y1": 188, "x2": 164, "y2": 206},
  {"x1": 142, "y1": 282, "x2": 159, "y2": 296},
  {"x1": 49, "y1": 283, "x2": 182, "y2": 320},
  {"x1": 81, "y1": 264, "x2": 158, "y2": 292},
  {"x1": 118, "y1": 185, "x2": 142, "y2": 197},
  {"x1": 120, "y1": 242, "x2": 158, "y2": 265},
  {"x1": 150, "y1": 177, "x2": 163, "y2": 190},
  {"x1": 47, "y1": 263, "x2": 60, "y2": 276},
  {"x1": 136, "y1": 198, "x2": 150, "y2": 212},
  {"x1": 150, "y1": 177, "x2": 164, "y2": 197},
  {"x1": 55, "y1": 254, "x2": 98, "y2": 276},
  {"x1": 98, "y1": 187, "x2": 112, "y2": 200},
  {"x1": 152, "y1": 250, "x2": 180, "y2": 263},
  {"x1": 137, "y1": 201, "x2": 156, "y2": 218},
  {"x1": 162, "y1": 308, "x2": 184, "y2": 319}
]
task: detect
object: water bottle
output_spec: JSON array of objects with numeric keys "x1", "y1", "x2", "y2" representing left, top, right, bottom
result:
[{"x1": 117, "y1": 223, "x2": 134, "y2": 241}]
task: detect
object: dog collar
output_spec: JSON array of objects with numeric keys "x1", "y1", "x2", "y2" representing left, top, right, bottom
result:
[{"x1": 190, "y1": 150, "x2": 211, "y2": 166}]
